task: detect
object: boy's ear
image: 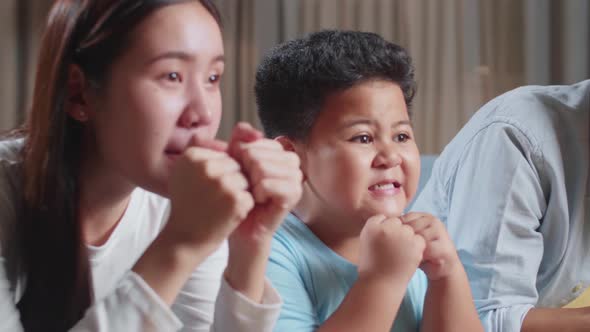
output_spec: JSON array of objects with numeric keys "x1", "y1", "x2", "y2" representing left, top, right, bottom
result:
[
  {"x1": 275, "y1": 136, "x2": 307, "y2": 182},
  {"x1": 65, "y1": 64, "x2": 94, "y2": 122},
  {"x1": 275, "y1": 136, "x2": 296, "y2": 152}
]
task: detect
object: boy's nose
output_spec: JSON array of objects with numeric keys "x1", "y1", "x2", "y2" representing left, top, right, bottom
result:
[{"x1": 371, "y1": 146, "x2": 402, "y2": 169}]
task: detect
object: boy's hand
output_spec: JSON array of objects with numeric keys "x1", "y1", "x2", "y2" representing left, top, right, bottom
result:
[
  {"x1": 227, "y1": 122, "x2": 303, "y2": 243},
  {"x1": 358, "y1": 215, "x2": 425, "y2": 284},
  {"x1": 401, "y1": 212, "x2": 461, "y2": 280}
]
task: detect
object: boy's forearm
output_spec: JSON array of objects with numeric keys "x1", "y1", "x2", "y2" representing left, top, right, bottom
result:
[
  {"x1": 521, "y1": 307, "x2": 590, "y2": 332},
  {"x1": 421, "y1": 267, "x2": 484, "y2": 332},
  {"x1": 318, "y1": 274, "x2": 408, "y2": 332}
]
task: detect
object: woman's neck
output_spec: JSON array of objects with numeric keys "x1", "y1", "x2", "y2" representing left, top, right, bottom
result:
[{"x1": 77, "y1": 151, "x2": 135, "y2": 247}]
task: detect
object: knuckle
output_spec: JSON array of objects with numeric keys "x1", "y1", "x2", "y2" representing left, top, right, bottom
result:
[
  {"x1": 238, "y1": 149, "x2": 252, "y2": 167},
  {"x1": 288, "y1": 151, "x2": 301, "y2": 166},
  {"x1": 203, "y1": 160, "x2": 218, "y2": 177},
  {"x1": 297, "y1": 170, "x2": 304, "y2": 183},
  {"x1": 377, "y1": 223, "x2": 391, "y2": 236},
  {"x1": 237, "y1": 198, "x2": 253, "y2": 219},
  {"x1": 252, "y1": 157, "x2": 266, "y2": 173},
  {"x1": 242, "y1": 146, "x2": 256, "y2": 162},
  {"x1": 193, "y1": 161, "x2": 209, "y2": 177},
  {"x1": 257, "y1": 178, "x2": 271, "y2": 190},
  {"x1": 401, "y1": 224, "x2": 415, "y2": 237},
  {"x1": 226, "y1": 157, "x2": 241, "y2": 170},
  {"x1": 389, "y1": 218, "x2": 402, "y2": 227},
  {"x1": 434, "y1": 219, "x2": 445, "y2": 229},
  {"x1": 244, "y1": 153, "x2": 262, "y2": 173},
  {"x1": 224, "y1": 187, "x2": 239, "y2": 204},
  {"x1": 268, "y1": 139, "x2": 283, "y2": 150},
  {"x1": 293, "y1": 185, "x2": 303, "y2": 200},
  {"x1": 368, "y1": 214, "x2": 385, "y2": 223},
  {"x1": 416, "y1": 236, "x2": 426, "y2": 250},
  {"x1": 183, "y1": 148, "x2": 199, "y2": 160},
  {"x1": 226, "y1": 191, "x2": 245, "y2": 214}
]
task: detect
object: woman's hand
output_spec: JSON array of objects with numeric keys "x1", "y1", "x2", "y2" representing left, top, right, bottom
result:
[
  {"x1": 166, "y1": 136, "x2": 255, "y2": 253},
  {"x1": 227, "y1": 122, "x2": 303, "y2": 244},
  {"x1": 223, "y1": 122, "x2": 303, "y2": 302}
]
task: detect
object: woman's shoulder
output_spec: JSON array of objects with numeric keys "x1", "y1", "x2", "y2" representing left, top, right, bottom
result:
[
  {"x1": 0, "y1": 138, "x2": 24, "y2": 207},
  {"x1": 124, "y1": 188, "x2": 171, "y2": 235},
  {"x1": 0, "y1": 137, "x2": 24, "y2": 208},
  {"x1": 0, "y1": 138, "x2": 24, "y2": 164},
  {"x1": 0, "y1": 138, "x2": 24, "y2": 295}
]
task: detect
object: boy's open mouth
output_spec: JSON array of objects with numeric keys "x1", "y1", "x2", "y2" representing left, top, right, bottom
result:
[
  {"x1": 368, "y1": 181, "x2": 401, "y2": 191},
  {"x1": 369, "y1": 180, "x2": 402, "y2": 194}
]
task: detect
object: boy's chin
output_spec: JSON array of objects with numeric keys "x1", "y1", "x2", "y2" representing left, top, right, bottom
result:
[
  {"x1": 376, "y1": 211, "x2": 404, "y2": 219},
  {"x1": 359, "y1": 208, "x2": 404, "y2": 222},
  {"x1": 370, "y1": 204, "x2": 405, "y2": 218}
]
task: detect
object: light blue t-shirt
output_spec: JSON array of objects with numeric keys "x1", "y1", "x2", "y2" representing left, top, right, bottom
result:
[
  {"x1": 267, "y1": 213, "x2": 428, "y2": 332},
  {"x1": 412, "y1": 80, "x2": 590, "y2": 332}
]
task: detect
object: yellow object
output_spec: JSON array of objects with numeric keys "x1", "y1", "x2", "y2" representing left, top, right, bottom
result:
[{"x1": 563, "y1": 286, "x2": 590, "y2": 308}]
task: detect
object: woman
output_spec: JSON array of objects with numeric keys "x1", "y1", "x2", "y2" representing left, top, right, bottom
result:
[{"x1": 0, "y1": 0, "x2": 302, "y2": 331}]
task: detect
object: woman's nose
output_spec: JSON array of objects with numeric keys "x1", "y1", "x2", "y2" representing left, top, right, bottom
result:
[{"x1": 177, "y1": 85, "x2": 212, "y2": 128}]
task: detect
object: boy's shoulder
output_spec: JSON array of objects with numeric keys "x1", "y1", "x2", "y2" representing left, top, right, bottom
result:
[
  {"x1": 271, "y1": 214, "x2": 328, "y2": 261},
  {"x1": 269, "y1": 213, "x2": 357, "y2": 283}
]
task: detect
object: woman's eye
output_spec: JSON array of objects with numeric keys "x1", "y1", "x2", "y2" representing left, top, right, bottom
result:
[
  {"x1": 166, "y1": 72, "x2": 182, "y2": 82},
  {"x1": 352, "y1": 135, "x2": 373, "y2": 144},
  {"x1": 394, "y1": 133, "x2": 410, "y2": 142},
  {"x1": 209, "y1": 74, "x2": 220, "y2": 83}
]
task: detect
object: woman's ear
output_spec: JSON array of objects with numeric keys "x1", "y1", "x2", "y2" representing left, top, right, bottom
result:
[{"x1": 65, "y1": 64, "x2": 93, "y2": 122}]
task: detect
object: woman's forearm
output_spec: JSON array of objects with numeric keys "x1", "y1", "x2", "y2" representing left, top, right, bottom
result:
[
  {"x1": 224, "y1": 234, "x2": 273, "y2": 303},
  {"x1": 132, "y1": 225, "x2": 219, "y2": 305}
]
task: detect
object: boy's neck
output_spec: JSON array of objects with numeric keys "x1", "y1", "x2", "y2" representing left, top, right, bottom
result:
[{"x1": 293, "y1": 206, "x2": 362, "y2": 265}]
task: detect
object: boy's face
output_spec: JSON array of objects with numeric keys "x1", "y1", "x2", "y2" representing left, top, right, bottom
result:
[{"x1": 295, "y1": 79, "x2": 420, "y2": 232}]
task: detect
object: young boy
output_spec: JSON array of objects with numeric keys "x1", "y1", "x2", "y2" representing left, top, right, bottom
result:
[{"x1": 255, "y1": 30, "x2": 484, "y2": 332}]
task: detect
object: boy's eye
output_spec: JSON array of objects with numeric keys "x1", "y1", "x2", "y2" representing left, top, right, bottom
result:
[
  {"x1": 351, "y1": 134, "x2": 373, "y2": 144},
  {"x1": 166, "y1": 72, "x2": 182, "y2": 82},
  {"x1": 394, "y1": 133, "x2": 410, "y2": 142}
]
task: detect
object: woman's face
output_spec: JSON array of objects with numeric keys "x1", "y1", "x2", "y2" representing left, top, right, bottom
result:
[{"x1": 84, "y1": 1, "x2": 224, "y2": 196}]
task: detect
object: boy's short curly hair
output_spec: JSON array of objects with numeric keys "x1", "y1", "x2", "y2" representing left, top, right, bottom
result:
[{"x1": 255, "y1": 30, "x2": 416, "y2": 141}]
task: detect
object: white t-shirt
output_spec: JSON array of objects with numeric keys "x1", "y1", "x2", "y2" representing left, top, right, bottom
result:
[{"x1": 0, "y1": 138, "x2": 281, "y2": 331}]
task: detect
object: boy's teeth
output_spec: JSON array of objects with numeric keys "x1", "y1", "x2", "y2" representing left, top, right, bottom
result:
[{"x1": 372, "y1": 183, "x2": 394, "y2": 190}]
